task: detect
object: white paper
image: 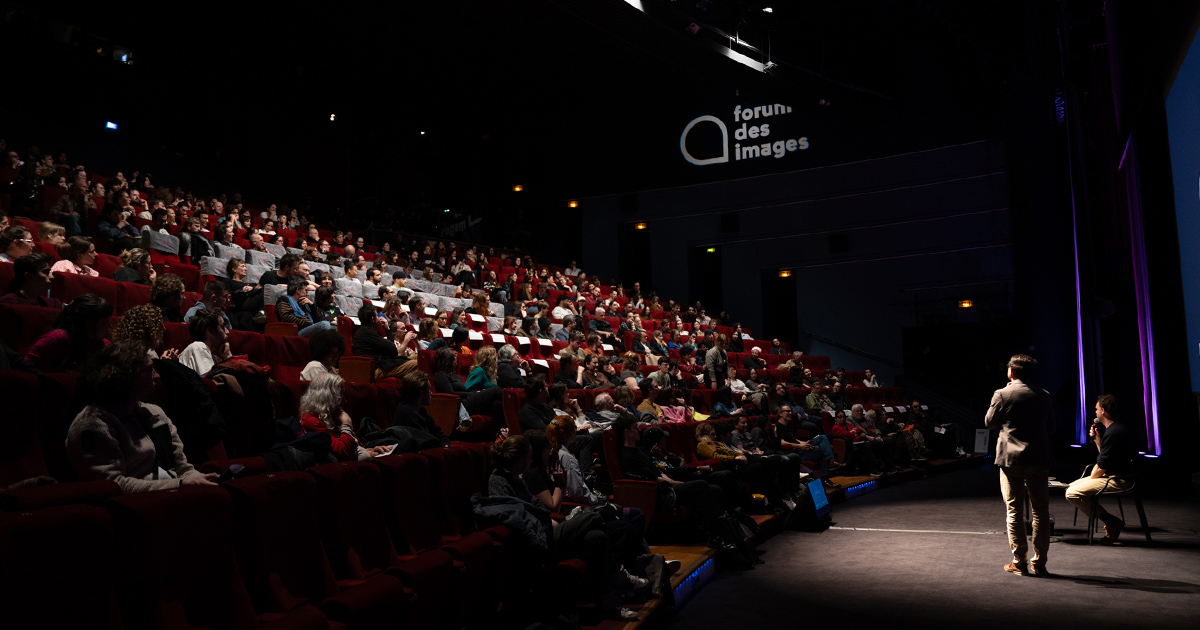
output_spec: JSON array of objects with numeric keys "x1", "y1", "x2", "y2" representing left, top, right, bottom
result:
[{"x1": 490, "y1": 334, "x2": 505, "y2": 343}]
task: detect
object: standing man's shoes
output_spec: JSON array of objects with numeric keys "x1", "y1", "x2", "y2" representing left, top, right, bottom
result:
[
  {"x1": 1028, "y1": 564, "x2": 1051, "y2": 577},
  {"x1": 1003, "y1": 562, "x2": 1028, "y2": 576},
  {"x1": 1100, "y1": 520, "x2": 1124, "y2": 545}
]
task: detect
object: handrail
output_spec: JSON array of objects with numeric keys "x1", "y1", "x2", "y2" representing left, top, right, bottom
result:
[{"x1": 800, "y1": 329, "x2": 903, "y2": 370}]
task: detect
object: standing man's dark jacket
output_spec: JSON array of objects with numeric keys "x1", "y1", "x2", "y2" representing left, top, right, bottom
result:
[{"x1": 984, "y1": 379, "x2": 1055, "y2": 468}]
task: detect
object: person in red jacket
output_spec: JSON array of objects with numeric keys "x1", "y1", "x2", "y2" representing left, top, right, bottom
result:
[
  {"x1": 298, "y1": 373, "x2": 393, "y2": 461},
  {"x1": 830, "y1": 410, "x2": 883, "y2": 477}
]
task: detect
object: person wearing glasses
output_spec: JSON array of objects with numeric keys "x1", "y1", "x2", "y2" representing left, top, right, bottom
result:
[{"x1": 0, "y1": 225, "x2": 34, "y2": 262}]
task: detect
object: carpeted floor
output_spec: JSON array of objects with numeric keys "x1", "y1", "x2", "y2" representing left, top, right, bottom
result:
[{"x1": 668, "y1": 466, "x2": 1200, "y2": 629}]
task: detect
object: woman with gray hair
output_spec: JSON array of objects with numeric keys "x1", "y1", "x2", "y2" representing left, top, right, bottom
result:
[{"x1": 299, "y1": 373, "x2": 393, "y2": 461}]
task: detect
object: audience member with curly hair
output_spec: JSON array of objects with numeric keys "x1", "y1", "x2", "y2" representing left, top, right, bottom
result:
[{"x1": 150, "y1": 273, "x2": 186, "y2": 323}]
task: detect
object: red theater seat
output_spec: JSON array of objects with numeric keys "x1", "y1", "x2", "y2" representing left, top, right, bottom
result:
[
  {"x1": 0, "y1": 504, "x2": 124, "y2": 628},
  {"x1": 51, "y1": 272, "x2": 118, "y2": 308},
  {"x1": 0, "y1": 304, "x2": 61, "y2": 356},
  {"x1": 225, "y1": 471, "x2": 416, "y2": 628},
  {"x1": 265, "y1": 333, "x2": 310, "y2": 381},
  {"x1": 106, "y1": 485, "x2": 327, "y2": 630}
]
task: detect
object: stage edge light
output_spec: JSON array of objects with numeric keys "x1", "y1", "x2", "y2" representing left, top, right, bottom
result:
[
  {"x1": 635, "y1": 222, "x2": 647, "y2": 230},
  {"x1": 105, "y1": 122, "x2": 117, "y2": 130},
  {"x1": 567, "y1": 201, "x2": 578, "y2": 208}
]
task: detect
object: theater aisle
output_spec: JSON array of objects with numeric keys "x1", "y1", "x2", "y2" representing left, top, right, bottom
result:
[{"x1": 668, "y1": 468, "x2": 1200, "y2": 630}]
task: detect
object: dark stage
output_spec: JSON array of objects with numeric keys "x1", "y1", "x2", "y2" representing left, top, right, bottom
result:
[{"x1": 669, "y1": 468, "x2": 1200, "y2": 629}]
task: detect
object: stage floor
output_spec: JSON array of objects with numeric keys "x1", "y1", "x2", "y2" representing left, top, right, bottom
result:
[{"x1": 667, "y1": 466, "x2": 1200, "y2": 629}]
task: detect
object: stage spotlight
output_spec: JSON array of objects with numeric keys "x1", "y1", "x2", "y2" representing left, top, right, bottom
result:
[
  {"x1": 568, "y1": 201, "x2": 579, "y2": 208},
  {"x1": 512, "y1": 185, "x2": 523, "y2": 192},
  {"x1": 778, "y1": 269, "x2": 792, "y2": 278},
  {"x1": 959, "y1": 300, "x2": 974, "y2": 308},
  {"x1": 105, "y1": 122, "x2": 118, "y2": 131},
  {"x1": 763, "y1": 7, "x2": 773, "y2": 12},
  {"x1": 420, "y1": 131, "x2": 426, "y2": 135},
  {"x1": 706, "y1": 247, "x2": 716, "y2": 253},
  {"x1": 635, "y1": 222, "x2": 647, "y2": 230},
  {"x1": 330, "y1": 114, "x2": 336, "y2": 121}
]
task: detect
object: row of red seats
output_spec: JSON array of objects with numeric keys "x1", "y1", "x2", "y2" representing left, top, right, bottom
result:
[{"x1": 0, "y1": 442, "x2": 525, "y2": 629}]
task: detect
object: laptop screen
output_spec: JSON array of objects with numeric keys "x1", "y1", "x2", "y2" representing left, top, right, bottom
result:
[{"x1": 807, "y1": 478, "x2": 830, "y2": 517}]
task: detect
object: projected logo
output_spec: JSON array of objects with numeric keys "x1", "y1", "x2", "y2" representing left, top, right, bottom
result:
[{"x1": 680, "y1": 103, "x2": 810, "y2": 166}]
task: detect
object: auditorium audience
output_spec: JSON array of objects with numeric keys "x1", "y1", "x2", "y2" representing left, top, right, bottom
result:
[
  {"x1": 0, "y1": 225, "x2": 34, "y2": 262},
  {"x1": 66, "y1": 340, "x2": 216, "y2": 492},
  {"x1": 299, "y1": 373, "x2": 393, "y2": 461},
  {"x1": 301, "y1": 329, "x2": 345, "y2": 381},
  {"x1": 2, "y1": 253, "x2": 63, "y2": 307},
  {"x1": 25, "y1": 293, "x2": 112, "y2": 371},
  {"x1": 352, "y1": 304, "x2": 419, "y2": 379},
  {"x1": 113, "y1": 248, "x2": 156, "y2": 285},
  {"x1": 110, "y1": 304, "x2": 178, "y2": 361},
  {"x1": 149, "y1": 273, "x2": 186, "y2": 323},
  {"x1": 178, "y1": 308, "x2": 231, "y2": 376}
]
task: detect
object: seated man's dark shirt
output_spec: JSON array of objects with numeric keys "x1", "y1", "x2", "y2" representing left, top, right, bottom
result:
[
  {"x1": 518, "y1": 402, "x2": 556, "y2": 432},
  {"x1": 1097, "y1": 420, "x2": 1136, "y2": 477},
  {"x1": 392, "y1": 401, "x2": 451, "y2": 447}
]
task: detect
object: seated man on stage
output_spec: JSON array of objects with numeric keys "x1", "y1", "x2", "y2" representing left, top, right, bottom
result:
[{"x1": 1065, "y1": 395, "x2": 1137, "y2": 544}]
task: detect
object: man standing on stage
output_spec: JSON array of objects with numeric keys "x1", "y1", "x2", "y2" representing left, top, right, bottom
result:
[
  {"x1": 985, "y1": 354, "x2": 1055, "y2": 577},
  {"x1": 1065, "y1": 395, "x2": 1136, "y2": 544}
]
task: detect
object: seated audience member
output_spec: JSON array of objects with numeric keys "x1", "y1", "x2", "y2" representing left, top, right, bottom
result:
[
  {"x1": 39, "y1": 221, "x2": 66, "y2": 245},
  {"x1": 25, "y1": 293, "x2": 112, "y2": 372},
  {"x1": 465, "y1": 346, "x2": 500, "y2": 391},
  {"x1": 618, "y1": 354, "x2": 642, "y2": 389},
  {"x1": 517, "y1": 375, "x2": 559, "y2": 433},
  {"x1": 589, "y1": 307, "x2": 614, "y2": 340},
  {"x1": 141, "y1": 208, "x2": 171, "y2": 235},
  {"x1": 313, "y1": 286, "x2": 344, "y2": 324},
  {"x1": 113, "y1": 248, "x2": 156, "y2": 285},
  {"x1": 66, "y1": 341, "x2": 217, "y2": 492},
  {"x1": 275, "y1": 277, "x2": 331, "y2": 339},
  {"x1": 636, "y1": 379, "x2": 664, "y2": 421},
  {"x1": 769, "y1": 338, "x2": 787, "y2": 355},
  {"x1": 352, "y1": 304, "x2": 419, "y2": 380},
  {"x1": 910, "y1": 399, "x2": 964, "y2": 458},
  {"x1": 257, "y1": 252, "x2": 303, "y2": 289},
  {"x1": 379, "y1": 296, "x2": 405, "y2": 323},
  {"x1": 615, "y1": 416, "x2": 729, "y2": 533},
  {"x1": 0, "y1": 225, "x2": 34, "y2": 262},
  {"x1": 831, "y1": 409, "x2": 888, "y2": 477},
  {"x1": 496, "y1": 344, "x2": 529, "y2": 388},
  {"x1": 647, "y1": 329, "x2": 669, "y2": 358},
  {"x1": 403, "y1": 296, "x2": 425, "y2": 327},
  {"x1": 150, "y1": 273, "x2": 186, "y2": 323},
  {"x1": 805, "y1": 383, "x2": 834, "y2": 413},
  {"x1": 582, "y1": 354, "x2": 615, "y2": 390},
  {"x1": 554, "y1": 354, "x2": 585, "y2": 388},
  {"x1": 485, "y1": 434, "x2": 640, "y2": 621},
  {"x1": 774, "y1": 405, "x2": 840, "y2": 480},
  {"x1": 431, "y1": 347, "x2": 503, "y2": 418},
  {"x1": 416, "y1": 317, "x2": 440, "y2": 350},
  {"x1": 827, "y1": 381, "x2": 849, "y2": 412},
  {"x1": 557, "y1": 331, "x2": 586, "y2": 363},
  {"x1": 743, "y1": 346, "x2": 768, "y2": 371},
  {"x1": 1, "y1": 253, "x2": 63, "y2": 308},
  {"x1": 301, "y1": 329, "x2": 345, "y2": 381},
  {"x1": 184, "y1": 281, "x2": 234, "y2": 328},
  {"x1": 862, "y1": 368, "x2": 881, "y2": 388},
  {"x1": 1065, "y1": 395, "x2": 1137, "y2": 544},
  {"x1": 696, "y1": 421, "x2": 776, "y2": 498},
  {"x1": 536, "y1": 316, "x2": 555, "y2": 340},
  {"x1": 583, "y1": 333, "x2": 604, "y2": 357},
  {"x1": 111, "y1": 304, "x2": 178, "y2": 360},
  {"x1": 391, "y1": 370, "x2": 451, "y2": 448},
  {"x1": 96, "y1": 205, "x2": 140, "y2": 254},
  {"x1": 777, "y1": 351, "x2": 804, "y2": 371},
  {"x1": 428, "y1": 325, "x2": 472, "y2": 355},
  {"x1": 178, "y1": 308, "x2": 232, "y2": 376},
  {"x1": 299, "y1": 373, "x2": 393, "y2": 461}
]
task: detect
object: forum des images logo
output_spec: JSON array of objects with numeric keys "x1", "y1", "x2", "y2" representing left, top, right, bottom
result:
[{"x1": 680, "y1": 103, "x2": 810, "y2": 166}]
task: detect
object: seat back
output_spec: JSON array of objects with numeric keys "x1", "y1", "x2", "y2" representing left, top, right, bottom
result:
[
  {"x1": 307, "y1": 461, "x2": 401, "y2": 581},
  {"x1": 0, "y1": 303, "x2": 61, "y2": 356},
  {"x1": 224, "y1": 472, "x2": 339, "y2": 614},
  {"x1": 0, "y1": 504, "x2": 122, "y2": 628},
  {"x1": 106, "y1": 486, "x2": 260, "y2": 630},
  {"x1": 373, "y1": 453, "x2": 446, "y2": 554}
]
